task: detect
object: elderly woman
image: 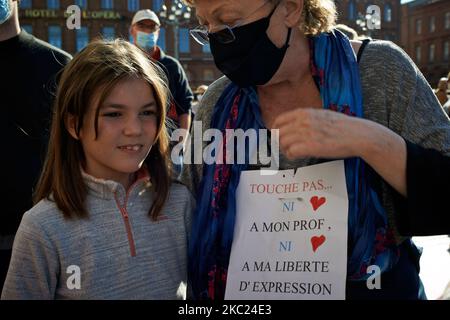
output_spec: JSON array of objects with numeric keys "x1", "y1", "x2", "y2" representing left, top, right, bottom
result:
[{"x1": 182, "y1": 0, "x2": 450, "y2": 300}]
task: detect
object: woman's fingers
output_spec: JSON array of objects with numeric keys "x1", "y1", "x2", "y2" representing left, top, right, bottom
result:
[{"x1": 274, "y1": 108, "x2": 362, "y2": 159}]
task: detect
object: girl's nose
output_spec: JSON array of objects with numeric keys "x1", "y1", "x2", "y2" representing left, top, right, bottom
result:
[{"x1": 123, "y1": 116, "x2": 143, "y2": 136}]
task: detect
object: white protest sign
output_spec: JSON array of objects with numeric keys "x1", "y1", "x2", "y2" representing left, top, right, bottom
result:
[{"x1": 225, "y1": 160, "x2": 348, "y2": 300}]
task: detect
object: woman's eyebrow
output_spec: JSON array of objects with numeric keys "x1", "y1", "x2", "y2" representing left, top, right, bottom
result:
[
  {"x1": 211, "y1": 3, "x2": 228, "y2": 17},
  {"x1": 197, "y1": 3, "x2": 233, "y2": 24}
]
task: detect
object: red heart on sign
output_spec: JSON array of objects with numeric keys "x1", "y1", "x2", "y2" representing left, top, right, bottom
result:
[
  {"x1": 310, "y1": 196, "x2": 326, "y2": 211},
  {"x1": 311, "y1": 235, "x2": 326, "y2": 252}
]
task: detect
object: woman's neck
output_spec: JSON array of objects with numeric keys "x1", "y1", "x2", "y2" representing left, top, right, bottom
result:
[{"x1": 257, "y1": 33, "x2": 323, "y2": 127}]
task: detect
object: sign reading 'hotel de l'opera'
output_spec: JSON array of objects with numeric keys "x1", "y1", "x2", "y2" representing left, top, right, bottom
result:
[{"x1": 22, "y1": 9, "x2": 121, "y2": 20}]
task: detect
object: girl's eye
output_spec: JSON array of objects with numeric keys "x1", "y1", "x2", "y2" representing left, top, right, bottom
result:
[
  {"x1": 141, "y1": 110, "x2": 156, "y2": 116},
  {"x1": 103, "y1": 112, "x2": 121, "y2": 117}
]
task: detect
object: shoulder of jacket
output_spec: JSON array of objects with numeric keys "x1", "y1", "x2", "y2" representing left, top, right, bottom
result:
[
  {"x1": 195, "y1": 76, "x2": 230, "y2": 122},
  {"x1": 20, "y1": 198, "x2": 65, "y2": 234},
  {"x1": 169, "y1": 181, "x2": 192, "y2": 198},
  {"x1": 361, "y1": 40, "x2": 417, "y2": 75},
  {"x1": 29, "y1": 36, "x2": 72, "y2": 63}
]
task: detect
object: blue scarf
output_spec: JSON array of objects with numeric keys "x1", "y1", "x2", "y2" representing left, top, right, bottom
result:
[{"x1": 189, "y1": 31, "x2": 399, "y2": 300}]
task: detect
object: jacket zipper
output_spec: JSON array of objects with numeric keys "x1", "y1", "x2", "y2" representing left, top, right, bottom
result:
[{"x1": 113, "y1": 177, "x2": 148, "y2": 257}]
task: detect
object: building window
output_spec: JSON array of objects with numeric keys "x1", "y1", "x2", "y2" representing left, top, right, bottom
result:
[
  {"x1": 76, "y1": 27, "x2": 89, "y2": 52},
  {"x1": 22, "y1": 24, "x2": 33, "y2": 34},
  {"x1": 446, "y1": 12, "x2": 450, "y2": 29},
  {"x1": 429, "y1": 43, "x2": 435, "y2": 63},
  {"x1": 157, "y1": 27, "x2": 166, "y2": 51},
  {"x1": 101, "y1": 0, "x2": 114, "y2": 9},
  {"x1": 348, "y1": 1, "x2": 356, "y2": 21},
  {"x1": 75, "y1": 0, "x2": 87, "y2": 9},
  {"x1": 416, "y1": 46, "x2": 421, "y2": 63},
  {"x1": 47, "y1": 0, "x2": 59, "y2": 9},
  {"x1": 202, "y1": 43, "x2": 211, "y2": 53},
  {"x1": 20, "y1": 0, "x2": 32, "y2": 9},
  {"x1": 48, "y1": 26, "x2": 62, "y2": 48},
  {"x1": 430, "y1": 16, "x2": 435, "y2": 33},
  {"x1": 102, "y1": 27, "x2": 115, "y2": 40},
  {"x1": 444, "y1": 41, "x2": 449, "y2": 61},
  {"x1": 153, "y1": 0, "x2": 164, "y2": 12},
  {"x1": 384, "y1": 4, "x2": 392, "y2": 22},
  {"x1": 128, "y1": 0, "x2": 139, "y2": 12},
  {"x1": 179, "y1": 28, "x2": 190, "y2": 53},
  {"x1": 416, "y1": 19, "x2": 422, "y2": 35}
]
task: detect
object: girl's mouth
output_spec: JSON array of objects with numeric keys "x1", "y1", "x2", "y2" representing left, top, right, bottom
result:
[{"x1": 118, "y1": 144, "x2": 143, "y2": 152}]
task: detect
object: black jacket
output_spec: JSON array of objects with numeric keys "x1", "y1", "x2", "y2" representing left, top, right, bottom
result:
[
  {"x1": 393, "y1": 140, "x2": 450, "y2": 236},
  {"x1": 154, "y1": 48, "x2": 193, "y2": 119},
  {"x1": 1, "y1": 30, "x2": 72, "y2": 235}
]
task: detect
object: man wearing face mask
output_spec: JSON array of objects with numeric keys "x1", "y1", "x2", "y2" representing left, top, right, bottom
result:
[
  {"x1": 130, "y1": 9, "x2": 193, "y2": 176},
  {"x1": 0, "y1": 0, "x2": 71, "y2": 291}
]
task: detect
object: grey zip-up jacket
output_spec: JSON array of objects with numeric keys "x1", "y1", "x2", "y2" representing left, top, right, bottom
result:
[{"x1": 1, "y1": 170, "x2": 193, "y2": 300}]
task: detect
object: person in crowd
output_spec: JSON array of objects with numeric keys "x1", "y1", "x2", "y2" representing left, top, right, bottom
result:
[
  {"x1": 192, "y1": 84, "x2": 209, "y2": 116},
  {"x1": 181, "y1": 0, "x2": 450, "y2": 300},
  {"x1": 393, "y1": 141, "x2": 450, "y2": 236},
  {"x1": 442, "y1": 72, "x2": 450, "y2": 116},
  {"x1": 130, "y1": 9, "x2": 193, "y2": 176},
  {"x1": 1, "y1": 40, "x2": 193, "y2": 300},
  {"x1": 0, "y1": 0, "x2": 71, "y2": 291},
  {"x1": 435, "y1": 77, "x2": 448, "y2": 106}
]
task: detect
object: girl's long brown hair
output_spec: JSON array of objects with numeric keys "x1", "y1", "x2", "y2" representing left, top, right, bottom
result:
[{"x1": 34, "y1": 39, "x2": 172, "y2": 221}]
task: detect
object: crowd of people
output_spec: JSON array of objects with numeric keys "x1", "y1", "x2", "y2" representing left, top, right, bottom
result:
[{"x1": 1, "y1": 0, "x2": 449, "y2": 300}]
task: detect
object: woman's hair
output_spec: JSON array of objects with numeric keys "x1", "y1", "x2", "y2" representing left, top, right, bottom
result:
[
  {"x1": 34, "y1": 39, "x2": 171, "y2": 221},
  {"x1": 183, "y1": 0, "x2": 336, "y2": 35}
]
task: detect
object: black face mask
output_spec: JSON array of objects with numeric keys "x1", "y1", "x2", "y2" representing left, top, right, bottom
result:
[{"x1": 209, "y1": 6, "x2": 292, "y2": 88}]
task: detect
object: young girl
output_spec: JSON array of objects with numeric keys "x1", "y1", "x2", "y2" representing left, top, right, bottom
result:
[{"x1": 1, "y1": 39, "x2": 193, "y2": 300}]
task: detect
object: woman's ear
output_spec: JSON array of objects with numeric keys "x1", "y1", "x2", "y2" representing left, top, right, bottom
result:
[
  {"x1": 66, "y1": 114, "x2": 80, "y2": 140},
  {"x1": 283, "y1": 0, "x2": 304, "y2": 28}
]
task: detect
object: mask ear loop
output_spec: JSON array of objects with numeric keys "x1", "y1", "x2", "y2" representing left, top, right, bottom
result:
[
  {"x1": 281, "y1": 28, "x2": 292, "y2": 49},
  {"x1": 268, "y1": 1, "x2": 292, "y2": 50}
]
